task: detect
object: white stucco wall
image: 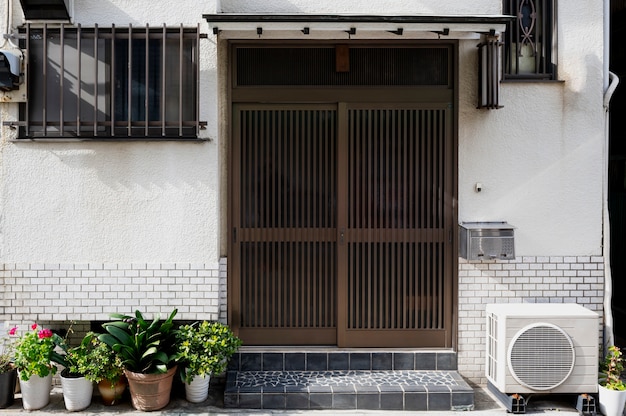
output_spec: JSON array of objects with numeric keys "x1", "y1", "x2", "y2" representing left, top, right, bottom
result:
[
  {"x1": 458, "y1": 1, "x2": 605, "y2": 256},
  {"x1": 0, "y1": 0, "x2": 221, "y2": 263}
]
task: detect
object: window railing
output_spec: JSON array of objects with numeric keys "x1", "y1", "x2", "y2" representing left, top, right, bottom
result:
[
  {"x1": 502, "y1": 0, "x2": 557, "y2": 80},
  {"x1": 16, "y1": 24, "x2": 205, "y2": 140}
]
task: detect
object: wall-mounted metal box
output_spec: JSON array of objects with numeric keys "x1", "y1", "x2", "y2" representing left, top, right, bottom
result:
[{"x1": 459, "y1": 222, "x2": 515, "y2": 260}]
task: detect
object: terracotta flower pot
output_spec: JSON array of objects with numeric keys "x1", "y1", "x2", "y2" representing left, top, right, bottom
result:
[
  {"x1": 0, "y1": 368, "x2": 16, "y2": 408},
  {"x1": 124, "y1": 366, "x2": 177, "y2": 411},
  {"x1": 97, "y1": 377, "x2": 127, "y2": 406}
]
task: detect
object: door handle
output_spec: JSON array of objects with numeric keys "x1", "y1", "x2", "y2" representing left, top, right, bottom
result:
[{"x1": 339, "y1": 229, "x2": 345, "y2": 244}]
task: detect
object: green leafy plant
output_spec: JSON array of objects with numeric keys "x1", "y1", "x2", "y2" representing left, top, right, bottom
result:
[
  {"x1": 49, "y1": 324, "x2": 85, "y2": 377},
  {"x1": 99, "y1": 309, "x2": 178, "y2": 374},
  {"x1": 71, "y1": 332, "x2": 124, "y2": 384},
  {"x1": 11, "y1": 324, "x2": 62, "y2": 381},
  {"x1": 600, "y1": 345, "x2": 626, "y2": 390},
  {"x1": 174, "y1": 321, "x2": 241, "y2": 384}
]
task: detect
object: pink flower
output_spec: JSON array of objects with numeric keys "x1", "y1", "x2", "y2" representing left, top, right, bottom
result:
[
  {"x1": 8, "y1": 326, "x2": 17, "y2": 336},
  {"x1": 31, "y1": 323, "x2": 37, "y2": 331},
  {"x1": 38, "y1": 328, "x2": 52, "y2": 339}
]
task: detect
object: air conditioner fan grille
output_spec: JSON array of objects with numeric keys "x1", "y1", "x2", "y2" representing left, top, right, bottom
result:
[{"x1": 507, "y1": 323, "x2": 575, "y2": 390}]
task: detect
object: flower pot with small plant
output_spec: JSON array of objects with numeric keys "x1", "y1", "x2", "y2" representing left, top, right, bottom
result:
[
  {"x1": 52, "y1": 328, "x2": 95, "y2": 412},
  {"x1": 0, "y1": 328, "x2": 17, "y2": 408},
  {"x1": 174, "y1": 321, "x2": 242, "y2": 403},
  {"x1": 11, "y1": 324, "x2": 61, "y2": 410},
  {"x1": 599, "y1": 345, "x2": 626, "y2": 416},
  {"x1": 71, "y1": 332, "x2": 126, "y2": 405},
  {"x1": 99, "y1": 309, "x2": 179, "y2": 411}
]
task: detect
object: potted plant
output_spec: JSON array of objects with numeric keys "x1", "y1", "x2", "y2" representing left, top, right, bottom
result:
[
  {"x1": 11, "y1": 323, "x2": 60, "y2": 410},
  {"x1": 175, "y1": 321, "x2": 242, "y2": 403},
  {"x1": 99, "y1": 309, "x2": 178, "y2": 411},
  {"x1": 599, "y1": 345, "x2": 626, "y2": 416},
  {"x1": 0, "y1": 329, "x2": 17, "y2": 408},
  {"x1": 72, "y1": 332, "x2": 126, "y2": 405},
  {"x1": 52, "y1": 331, "x2": 94, "y2": 412}
]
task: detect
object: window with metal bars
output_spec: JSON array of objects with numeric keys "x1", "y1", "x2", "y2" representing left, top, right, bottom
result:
[
  {"x1": 502, "y1": 0, "x2": 557, "y2": 80},
  {"x1": 18, "y1": 24, "x2": 204, "y2": 139}
]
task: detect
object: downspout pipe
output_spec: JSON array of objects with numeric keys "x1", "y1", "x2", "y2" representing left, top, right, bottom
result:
[{"x1": 603, "y1": 0, "x2": 619, "y2": 351}]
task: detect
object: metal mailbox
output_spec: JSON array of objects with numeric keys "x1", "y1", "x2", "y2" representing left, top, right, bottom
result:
[{"x1": 459, "y1": 222, "x2": 515, "y2": 260}]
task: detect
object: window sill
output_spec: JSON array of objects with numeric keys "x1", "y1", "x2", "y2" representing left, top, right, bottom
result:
[
  {"x1": 501, "y1": 79, "x2": 565, "y2": 84},
  {"x1": 11, "y1": 137, "x2": 210, "y2": 143}
]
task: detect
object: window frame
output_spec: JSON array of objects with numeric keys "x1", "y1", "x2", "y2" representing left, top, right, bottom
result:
[
  {"x1": 18, "y1": 23, "x2": 205, "y2": 140},
  {"x1": 502, "y1": 0, "x2": 558, "y2": 81}
]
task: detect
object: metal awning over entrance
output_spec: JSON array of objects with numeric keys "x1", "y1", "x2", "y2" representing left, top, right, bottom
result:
[{"x1": 203, "y1": 13, "x2": 512, "y2": 40}]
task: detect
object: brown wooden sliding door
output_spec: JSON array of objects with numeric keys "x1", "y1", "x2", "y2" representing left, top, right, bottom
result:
[
  {"x1": 231, "y1": 102, "x2": 454, "y2": 347},
  {"x1": 338, "y1": 103, "x2": 454, "y2": 347},
  {"x1": 232, "y1": 104, "x2": 338, "y2": 345}
]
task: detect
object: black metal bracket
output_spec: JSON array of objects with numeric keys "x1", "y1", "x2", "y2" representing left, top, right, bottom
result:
[
  {"x1": 487, "y1": 382, "x2": 526, "y2": 414},
  {"x1": 576, "y1": 394, "x2": 596, "y2": 416}
]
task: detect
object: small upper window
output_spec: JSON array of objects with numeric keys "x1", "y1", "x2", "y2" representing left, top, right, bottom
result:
[
  {"x1": 502, "y1": 0, "x2": 557, "y2": 80},
  {"x1": 19, "y1": 24, "x2": 202, "y2": 139}
]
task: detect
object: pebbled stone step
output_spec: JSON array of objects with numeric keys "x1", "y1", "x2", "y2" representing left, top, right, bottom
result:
[
  {"x1": 224, "y1": 369, "x2": 474, "y2": 411},
  {"x1": 224, "y1": 349, "x2": 474, "y2": 411}
]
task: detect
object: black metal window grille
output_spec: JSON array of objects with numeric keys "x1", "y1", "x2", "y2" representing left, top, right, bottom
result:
[
  {"x1": 503, "y1": 0, "x2": 557, "y2": 80},
  {"x1": 19, "y1": 24, "x2": 202, "y2": 139}
]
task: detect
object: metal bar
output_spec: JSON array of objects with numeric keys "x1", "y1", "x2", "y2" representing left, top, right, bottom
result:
[
  {"x1": 196, "y1": 23, "x2": 200, "y2": 136},
  {"x1": 128, "y1": 24, "x2": 132, "y2": 136},
  {"x1": 59, "y1": 24, "x2": 64, "y2": 135},
  {"x1": 43, "y1": 24, "x2": 47, "y2": 136},
  {"x1": 145, "y1": 24, "x2": 149, "y2": 137},
  {"x1": 25, "y1": 24, "x2": 30, "y2": 137},
  {"x1": 94, "y1": 24, "x2": 98, "y2": 136},
  {"x1": 179, "y1": 24, "x2": 183, "y2": 136},
  {"x1": 76, "y1": 24, "x2": 81, "y2": 137},
  {"x1": 111, "y1": 24, "x2": 115, "y2": 136},
  {"x1": 161, "y1": 24, "x2": 166, "y2": 136}
]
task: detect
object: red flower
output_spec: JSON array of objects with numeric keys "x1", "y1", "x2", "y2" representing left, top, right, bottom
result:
[
  {"x1": 8, "y1": 326, "x2": 17, "y2": 336},
  {"x1": 31, "y1": 323, "x2": 37, "y2": 330},
  {"x1": 38, "y1": 328, "x2": 52, "y2": 339}
]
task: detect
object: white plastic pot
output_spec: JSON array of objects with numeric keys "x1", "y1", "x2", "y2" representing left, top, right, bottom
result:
[
  {"x1": 184, "y1": 373, "x2": 210, "y2": 403},
  {"x1": 18, "y1": 372, "x2": 52, "y2": 410},
  {"x1": 599, "y1": 384, "x2": 626, "y2": 416},
  {"x1": 60, "y1": 373, "x2": 93, "y2": 411}
]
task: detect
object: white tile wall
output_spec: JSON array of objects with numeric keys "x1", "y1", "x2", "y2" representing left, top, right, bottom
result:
[
  {"x1": 457, "y1": 256, "x2": 605, "y2": 384},
  {"x1": 0, "y1": 261, "x2": 226, "y2": 323},
  {"x1": 0, "y1": 255, "x2": 606, "y2": 385}
]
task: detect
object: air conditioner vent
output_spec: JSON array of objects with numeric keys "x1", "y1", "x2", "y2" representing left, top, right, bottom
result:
[{"x1": 507, "y1": 323, "x2": 575, "y2": 390}]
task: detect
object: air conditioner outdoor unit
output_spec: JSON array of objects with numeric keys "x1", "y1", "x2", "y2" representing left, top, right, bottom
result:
[{"x1": 486, "y1": 303, "x2": 599, "y2": 395}]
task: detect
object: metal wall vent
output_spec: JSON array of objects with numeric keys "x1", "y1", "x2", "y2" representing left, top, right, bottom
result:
[{"x1": 507, "y1": 323, "x2": 575, "y2": 390}]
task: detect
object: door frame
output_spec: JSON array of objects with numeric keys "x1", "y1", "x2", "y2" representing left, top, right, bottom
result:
[{"x1": 226, "y1": 40, "x2": 460, "y2": 349}]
